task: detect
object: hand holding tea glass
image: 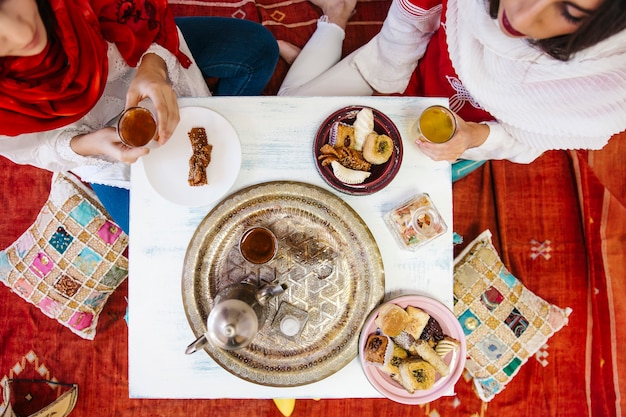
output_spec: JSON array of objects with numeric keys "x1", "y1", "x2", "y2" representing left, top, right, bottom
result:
[
  {"x1": 70, "y1": 54, "x2": 178, "y2": 164},
  {"x1": 125, "y1": 53, "x2": 181, "y2": 144},
  {"x1": 69, "y1": 125, "x2": 150, "y2": 164},
  {"x1": 413, "y1": 106, "x2": 490, "y2": 163}
]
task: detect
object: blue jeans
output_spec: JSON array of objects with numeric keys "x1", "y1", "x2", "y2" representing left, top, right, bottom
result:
[
  {"x1": 176, "y1": 17, "x2": 279, "y2": 95},
  {"x1": 90, "y1": 183, "x2": 131, "y2": 234},
  {"x1": 92, "y1": 17, "x2": 279, "y2": 233}
]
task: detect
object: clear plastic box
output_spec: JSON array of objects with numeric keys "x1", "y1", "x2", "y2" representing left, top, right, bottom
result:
[{"x1": 384, "y1": 193, "x2": 448, "y2": 251}]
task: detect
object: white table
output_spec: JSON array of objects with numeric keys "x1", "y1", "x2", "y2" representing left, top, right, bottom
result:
[{"x1": 128, "y1": 96, "x2": 453, "y2": 399}]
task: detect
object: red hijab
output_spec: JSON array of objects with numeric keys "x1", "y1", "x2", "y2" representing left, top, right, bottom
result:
[{"x1": 0, "y1": 0, "x2": 191, "y2": 136}]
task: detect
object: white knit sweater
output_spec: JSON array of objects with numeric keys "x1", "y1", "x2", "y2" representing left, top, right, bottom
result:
[{"x1": 354, "y1": 0, "x2": 626, "y2": 162}]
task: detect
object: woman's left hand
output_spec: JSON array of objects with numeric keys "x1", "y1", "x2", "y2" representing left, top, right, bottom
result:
[
  {"x1": 126, "y1": 53, "x2": 180, "y2": 144},
  {"x1": 71, "y1": 127, "x2": 149, "y2": 163},
  {"x1": 415, "y1": 116, "x2": 490, "y2": 162}
]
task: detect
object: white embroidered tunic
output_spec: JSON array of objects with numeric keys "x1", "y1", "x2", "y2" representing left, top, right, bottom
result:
[
  {"x1": 0, "y1": 30, "x2": 209, "y2": 188},
  {"x1": 353, "y1": 0, "x2": 626, "y2": 162}
]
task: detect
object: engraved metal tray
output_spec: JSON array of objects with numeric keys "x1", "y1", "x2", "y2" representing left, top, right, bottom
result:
[{"x1": 182, "y1": 181, "x2": 385, "y2": 386}]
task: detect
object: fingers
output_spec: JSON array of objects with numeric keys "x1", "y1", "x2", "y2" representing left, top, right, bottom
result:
[
  {"x1": 415, "y1": 117, "x2": 480, "y2": 162},
  {"x1": 100, "y1": 128, "x2": 150, "y2": 163},
  {"x1": 125, "y1": 87, "x2": 179, "y2": 145},
  {"x1": 415, "y1": 140, "x2": 460, "y2": 162},
  {"x1": 116, "y1": 145, "x2": 150, "y2": 164},
  {"x1": 124, "y1": 90, "x2": 142, "y2": 110},
  {"x1": 126, "y1": 55, "x2": 180, "y2": 143},
  {"x1": 152, "y1": 90, "x2": 180, "y2": 144},
  {"x1": 71, "y1": 127, "x2": 151, "y2": 164}
]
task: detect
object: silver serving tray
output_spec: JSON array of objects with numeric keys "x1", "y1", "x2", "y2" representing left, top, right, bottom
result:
[{"x1": 182, "y1": 181, "x2": 385, "y2": 386}]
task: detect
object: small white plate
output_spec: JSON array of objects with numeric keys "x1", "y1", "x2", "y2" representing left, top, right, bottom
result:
[{"x1": 142, "y1": 106, "x2": 241, "y2": 207}]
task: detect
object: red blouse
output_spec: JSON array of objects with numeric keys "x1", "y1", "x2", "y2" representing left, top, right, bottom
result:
[{"x1": 402, "y1": 0, "x2": 495, "y2": 123}]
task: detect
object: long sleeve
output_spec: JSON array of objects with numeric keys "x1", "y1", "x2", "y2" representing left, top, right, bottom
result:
[
  {"x1": 446, "y1": 0, "x2": 626, "y2": 159},
  {"x1": 352, "y1": 0, "x2": 442, "y2": 93},
  {"x1": 0, "y1": 30, "x2": 208, "y2": 188},
  {"x1": 461, "y1": 122, "x2": 544, "y2": 163},
  {"x1": 0, "y1": 127, "x2": 107, "y2": 172}
]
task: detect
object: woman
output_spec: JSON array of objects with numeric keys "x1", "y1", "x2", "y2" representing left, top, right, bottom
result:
[
  {"x1": 278, "y1": 0, "x2": 625, "y2": 167},
  {"x1": 0, "y1": 0, "x2": 279, "y2": 232}
]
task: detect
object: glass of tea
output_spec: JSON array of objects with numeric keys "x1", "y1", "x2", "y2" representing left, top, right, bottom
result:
[
  {"x1": 116, "y1": 107, "x2": 157, "y2": 147},
  {"x1": 413, "y1": 105, "x2": 457, "y2": 144},
  {"x1": 239, "y1": 227, "x2": 278, "y2": 264}
]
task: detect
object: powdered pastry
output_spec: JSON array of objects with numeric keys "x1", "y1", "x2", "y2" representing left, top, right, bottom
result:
[{"x1": 352, "y1": 107, "x2": 374, "y2": 151}]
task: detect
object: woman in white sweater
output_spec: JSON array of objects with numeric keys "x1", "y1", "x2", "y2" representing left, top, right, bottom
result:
[
  {"x1": 0, "y1": 0, "x2": 278, "y2": 231},
  {"x1": 278, "y1": 0, "x2": 626, "y2": 165}
]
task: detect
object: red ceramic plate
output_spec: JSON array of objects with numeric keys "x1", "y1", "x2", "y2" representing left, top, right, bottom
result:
[
  {"x1": 314, "y1": 106, "x2": 403, "y2": 195},
  {"x1": 358, "y1": 295, "x2": 466, "y2": 405}
]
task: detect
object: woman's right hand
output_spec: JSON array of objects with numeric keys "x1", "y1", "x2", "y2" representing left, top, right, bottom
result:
[
  {"x1": 70, "y1": 127, "x2": 149, "y2": 164},
  {"x1": 415, "y1": 116, "x2": 490, "y2": 162},
  {"x1": 126, "y1": 53, "x2": 180, "y2": 144}
]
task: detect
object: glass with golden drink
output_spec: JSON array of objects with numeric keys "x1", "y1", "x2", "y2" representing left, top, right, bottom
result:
[
  {"x1": 414, "y1": 105, "x2": 457, "y2": 144},
  {"x1": 116, "y1": 107, "x2": 157, "y2": 147}
]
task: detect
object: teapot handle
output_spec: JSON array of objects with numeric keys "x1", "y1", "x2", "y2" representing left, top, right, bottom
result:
[{"x1": 185, "y1": 333, "x2": 209, "y2": 355}]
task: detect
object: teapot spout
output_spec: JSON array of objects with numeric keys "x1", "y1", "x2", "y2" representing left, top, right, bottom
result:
[
  {"x1": 185, "y1": 333, "x2": 209, "y2": 355},
  {"x1": 257, "y1": 283, "x2": 287, "y2": 304}
]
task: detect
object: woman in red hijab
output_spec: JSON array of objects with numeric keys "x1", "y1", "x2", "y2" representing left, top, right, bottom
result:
[{"x1": 0, "y1": 0, "x2": 279, "y2": 231}]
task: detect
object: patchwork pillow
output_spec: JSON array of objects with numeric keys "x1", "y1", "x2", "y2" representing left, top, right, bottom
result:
[
  {"x1": 0, "y1": 173, "x2": 128, "y2": 340},
  {"x1": 453, "y1": 230, "x2": 571, "y2": 402}
]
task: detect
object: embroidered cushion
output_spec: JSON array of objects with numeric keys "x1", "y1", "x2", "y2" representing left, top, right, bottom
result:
[
  {"x1": 453, "y1": 230, "x2": 571, "y2": 401},
  {"x1": 0, "y1": 173, "x2": 128, "y2": 340}
]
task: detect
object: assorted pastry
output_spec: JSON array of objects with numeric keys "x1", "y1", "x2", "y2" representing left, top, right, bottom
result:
[
  {"x1": 318, "y1": 107, "x2": 394, "y2": 185},
  {"x1": 187, "y1": 127, "x2": 213, "y2": 186},
  {"x1": 363, "y1": 303, "x2": 461, "y2": 394}
]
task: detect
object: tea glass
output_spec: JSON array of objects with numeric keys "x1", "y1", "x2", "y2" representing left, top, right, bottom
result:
[
  {"x1": 116, "y1": 107, "x2": 157, "y2": 147},
  {"x1": 412, "y1": 105, "x2": 457, "y2": 144},
  {"x1": 239, "y1": 226, "x2": 278, "y2": 264}
]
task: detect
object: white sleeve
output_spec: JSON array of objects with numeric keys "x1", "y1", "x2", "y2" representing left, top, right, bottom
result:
[
  {"x1": 0, "y1": 128, "x2": 111, "y2": 172},
  {"x1": 352, "y1": 0, "x2": 441, "y2": 93},
  {"x1": 140, "y1": 41, "x2": 181, "y2": 82},
  {"x1": 460, "y1": 122, "x2": 544, "y2": 163},
  {"x1": 140, "y1": 28, "x2": 211, "y2": 98}
]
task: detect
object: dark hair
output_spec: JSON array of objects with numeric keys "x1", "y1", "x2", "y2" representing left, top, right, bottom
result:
[
  {"x1": 488, "y1": 0, "x2": 626, "y2": 61},
  {"x1": 36, "y1": 0, "x2": 56, "y2": 36}
]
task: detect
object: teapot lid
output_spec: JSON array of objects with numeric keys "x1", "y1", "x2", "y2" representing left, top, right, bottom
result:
[{"x1": 206, "y1": 299, "x2": 259, "y2": 350}]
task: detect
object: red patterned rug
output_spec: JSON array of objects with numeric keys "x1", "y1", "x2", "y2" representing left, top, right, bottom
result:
[{"x1": 1, "y1": 0, "x2": 624, "y2": 415}]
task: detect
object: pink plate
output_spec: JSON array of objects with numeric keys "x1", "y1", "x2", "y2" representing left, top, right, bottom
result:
[
  {"x1": 358, "y1": 295, "x2": 466, "y2": 404},
  {"x1": 314, "y1": 106, "x2": 403, "y2": 195}
]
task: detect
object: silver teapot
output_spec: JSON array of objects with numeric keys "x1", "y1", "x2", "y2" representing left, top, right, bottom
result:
[{"x1": 185, "y1": 280, "x2": 286, "y2": 354}]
